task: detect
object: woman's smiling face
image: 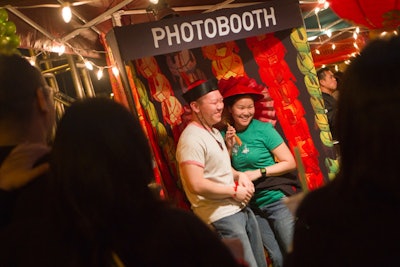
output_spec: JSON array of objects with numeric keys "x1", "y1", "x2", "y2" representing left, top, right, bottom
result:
[{"x1": 229, "y1": 95, "x2": 255, "y2": 131}]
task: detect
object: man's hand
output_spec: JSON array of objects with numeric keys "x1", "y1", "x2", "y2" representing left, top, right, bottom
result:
[
  {"x1": 237, "y1": 172, "x2": 254, "y2": 190},
  {"x1": 0, "y1": 143, "x2": 50, "y2": 191},
  {"x1": 233, "y1": 172, "x2": 254, "y2": 204}
]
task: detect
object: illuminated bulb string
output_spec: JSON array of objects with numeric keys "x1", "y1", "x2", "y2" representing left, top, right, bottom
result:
[{"x1": 61, "y1": 3, "x2": 72, "y2": 23}]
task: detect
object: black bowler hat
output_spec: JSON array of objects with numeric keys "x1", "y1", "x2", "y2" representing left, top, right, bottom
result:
[{"x1": 182, "y1": 78, "x2": 218, "y2": 103}]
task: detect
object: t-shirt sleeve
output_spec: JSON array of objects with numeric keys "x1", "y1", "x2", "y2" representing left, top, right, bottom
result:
[
  {"x1": 176, "y1": 131, "x2": 205, "y2": 168},
  {"x1": 261, "y1": 122, "x2": 284, "y2": 150}
]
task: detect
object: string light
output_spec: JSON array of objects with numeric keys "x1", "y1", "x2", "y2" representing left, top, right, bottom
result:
[
  {"x1": 61, "y1": 2, "x2": 72, "y2": 23},
  {"x1": 51, "y1": 44, "x2": 65, "y2": 55},
  {"x1": 325, "y1": 30, "x2": 332, "y2": 38},
  {"x1": 112, "y1": 66, "x2": 119, "y2": 76},
  {"x1": 97, "y1": 67, "x2": 104, "y2": 80},
  {"x1": 84, "y1": 60, "x2": 94, "y2": 70}
]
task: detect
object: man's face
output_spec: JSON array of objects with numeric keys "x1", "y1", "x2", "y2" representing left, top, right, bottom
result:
[
  {"x1": 196, "y1": 90, "x2": 224, "y2": 126},
  {"x1": 320, "y1": 70, "x2": 337, "y2": 92}
]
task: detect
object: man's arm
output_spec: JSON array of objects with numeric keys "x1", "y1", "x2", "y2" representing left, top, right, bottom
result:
[{"x1": 180, "y1": 163, "x2": 253, "y2": 203}]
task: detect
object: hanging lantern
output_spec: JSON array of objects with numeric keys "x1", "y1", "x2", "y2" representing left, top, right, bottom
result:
[
  {"x1": 312, "y1": 34, "x2": 368, "y2": 67},
  {"x1": 328, "y1": 0, "x2": 400, "y2": 30}
]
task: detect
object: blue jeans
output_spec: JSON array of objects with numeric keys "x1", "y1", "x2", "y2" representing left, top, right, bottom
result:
[
  {"x1": 212, "y1": 206, "x2": 267, "y2": 267},
  {"x1": 253, "y1": 199, "x2": 294, "y2": 267}
]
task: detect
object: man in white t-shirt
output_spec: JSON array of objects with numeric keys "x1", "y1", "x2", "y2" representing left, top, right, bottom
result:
[{"x1": 176, "y1": 79, "x2": 267, "y2": 267}]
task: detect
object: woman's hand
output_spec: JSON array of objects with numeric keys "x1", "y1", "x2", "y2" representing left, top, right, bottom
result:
[
  {"x1": 233, "y1": 172, "x2": 254, "y2": 205},
  {"x1": 225, "y1": 124, "x2": 237, "y2": 150}
]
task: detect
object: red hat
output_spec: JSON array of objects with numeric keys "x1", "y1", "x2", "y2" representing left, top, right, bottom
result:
[
  {"x1": 218, "y1": 76, "x2": 264, "y2": 102},
  {"x1": 182, "y1": 78, "x2": 218, "y2": 103}
]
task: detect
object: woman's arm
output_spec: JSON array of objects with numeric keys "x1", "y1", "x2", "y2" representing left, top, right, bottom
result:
[{"x1": 245, "y1": 142, "x2": 297, "y2": 181}]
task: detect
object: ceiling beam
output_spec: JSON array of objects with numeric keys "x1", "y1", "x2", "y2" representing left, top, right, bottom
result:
[{"x1": 61, "y1": 0, "x2": 134, "y2": 43}]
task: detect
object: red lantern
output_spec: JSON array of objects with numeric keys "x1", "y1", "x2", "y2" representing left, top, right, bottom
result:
[
  {"x1": 312, "y1": 34, "x2": 368, "y2": 67},
  {"x1": 328, "y1": 0, "x2": 400, "y2": 30}
]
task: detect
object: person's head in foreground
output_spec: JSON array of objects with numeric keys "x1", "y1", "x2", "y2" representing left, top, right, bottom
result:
[
  {"x1": 0, "y1": 54, "x2": 55, "y2": 145},
  {"x1": 50, "y1": 97, "x2": 159, "y2": 243},
  {"x1": 336, "y1": 35, "x2": 400, "y2": 193}
]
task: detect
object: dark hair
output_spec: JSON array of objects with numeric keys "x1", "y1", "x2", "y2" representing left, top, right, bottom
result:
[
  {"x1": 224, "y1": 94, "x2": 258, "y2": 107},
  {"x1": 0, "y1": 54, "x2": 45, "y2": 122},
  {"x1": 335, "y1": 36, "x2": 400, "y2": 194},
  {"x1": 50, "y1": 98, "x2": 160, "y2": 265},
  {"x1": 317, "y1": 67, "x2": 331, "y2": 81}
]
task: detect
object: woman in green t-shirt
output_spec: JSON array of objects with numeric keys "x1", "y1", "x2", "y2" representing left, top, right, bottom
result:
[{"x1": 219, "y1": 76, "x2": 301, "y2": 267}]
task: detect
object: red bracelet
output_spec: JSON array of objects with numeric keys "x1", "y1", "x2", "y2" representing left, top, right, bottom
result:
[{"x1": 233, "y1": 182, "x2": 238, "y2": 198}]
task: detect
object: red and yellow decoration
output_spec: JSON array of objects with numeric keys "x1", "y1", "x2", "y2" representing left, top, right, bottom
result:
[{"x1": 246, "y1": 31, "x2": 330, "y2": 190}]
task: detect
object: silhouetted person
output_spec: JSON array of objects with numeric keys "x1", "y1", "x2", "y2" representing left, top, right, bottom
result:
[{"x1": 285, "y1": 36, "x2": 400, "y2": 267}]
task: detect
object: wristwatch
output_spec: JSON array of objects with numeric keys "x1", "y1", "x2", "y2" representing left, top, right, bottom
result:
[{"x1": 260, "y1": 167, "x2": 267, "y2": 177}]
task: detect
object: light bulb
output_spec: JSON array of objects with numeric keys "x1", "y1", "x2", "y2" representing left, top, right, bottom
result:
[
  {"x1": 97, "y1": 68, "x2": 104, "y2": 80},
  {"x1": 51, "y1": 44, "x2": 65, "y2": 55},
  {"x1": 325, "y1": 30, "x2": 332, "y2": 38},
  {"x1": 62, "y1": 2, "x2": 72, "y2": 23},
  {"x1": 112, "y1": 66, "x2": 119, "y2": 76},
  {"x1": 85, "y1": 60, "x2": 93, "y2": 70}
]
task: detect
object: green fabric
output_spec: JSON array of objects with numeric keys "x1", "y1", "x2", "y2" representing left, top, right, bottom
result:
[
  {"x1": 250, "y1": 189, "x2": 285, "y2": 208},
  {"x1": 221, "y1": 119, "x2": 285, "y2": 208},
  {"x1": 226, "y1": 119, "x2": 283, "y2": 171}
]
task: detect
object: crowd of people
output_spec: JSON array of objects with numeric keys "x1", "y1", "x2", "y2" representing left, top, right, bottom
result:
[{"x1": 1, "y1": 34, "x2": 399, "y2": 266}]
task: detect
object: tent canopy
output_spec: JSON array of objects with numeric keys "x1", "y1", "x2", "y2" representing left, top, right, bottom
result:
[{"x1": 0, "y1": 0, "x2": 357, "y2": 59}]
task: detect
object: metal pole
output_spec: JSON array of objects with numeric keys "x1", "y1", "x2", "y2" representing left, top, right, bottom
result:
[
  {"x1": 66, "y1": 54, "x2": 85, "y2": 99},
  {"x1": 80, "y1": 67, "x2": 96, "y2": 98}
]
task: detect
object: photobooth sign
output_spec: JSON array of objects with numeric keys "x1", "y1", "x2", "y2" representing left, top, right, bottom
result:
[{"x1": 107, "y1": 0, "x2": 303, "y2": 60}]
